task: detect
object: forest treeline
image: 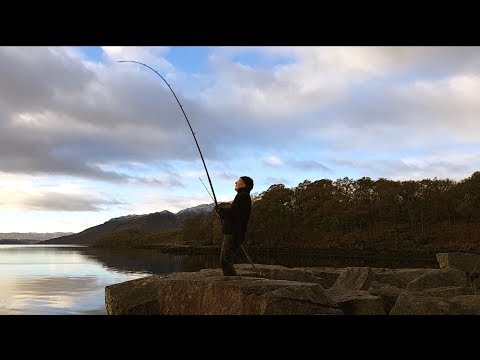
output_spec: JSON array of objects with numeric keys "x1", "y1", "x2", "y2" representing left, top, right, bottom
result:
[{"x1": 95, "y1": 172, "x2": 480, "y2": 253}]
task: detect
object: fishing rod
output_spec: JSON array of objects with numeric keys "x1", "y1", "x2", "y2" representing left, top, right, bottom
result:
[
  {"x1": 118, "y1": 60, "x2": 219, "y2": 207},
  {"x1": 119, "y1": 60, "x2": 255, "y2": 269},
  {"x1": 199, "y1": 177, "x2": 214, "y2": 203}
]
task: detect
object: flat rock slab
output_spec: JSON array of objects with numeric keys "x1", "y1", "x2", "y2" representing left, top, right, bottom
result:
[
  {"x1": 235, "y1": 264, "x2": 326, "y2": 285},
  {"x1": 371, "y1": 268, "x2": 436, "y2": 288},
  {"x1": 390, "y1": 293, "x2": 480, "y2": 315},
  {"x1": 405, "y1": 268, "x2": 469, "y2": 292},
  {"x1": 449, "y1": 295, "x2": 480, "y2": 315},
  {"x1": 299, "y1": 267, "x2": 341, "y2": 288},
  {"x1": 331, "y1": 267, "x2": 374, "y2": 290},
  {"x1": 390, "y1": 293, "x2": 451, "y2": 315},
  {"x1": 413, "y1": 286, "x2": 473, "y2": 299},
  {"x1": 437, "y1": 252, "x2": 480, "y2": 273},
  {"x1": 368, "y1": 281, "x2": 404, "y2": 314},
  {"x1": 325, "y1": 287, "x2": 386, "y2": 315},
  {"x1": 105, "y1": 271, "x2": 342, "y2": 315}
]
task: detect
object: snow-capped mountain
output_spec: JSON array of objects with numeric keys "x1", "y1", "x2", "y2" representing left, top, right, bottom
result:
[{"x1": 176, "y1": 203, "x2": 215, "y2": 221}]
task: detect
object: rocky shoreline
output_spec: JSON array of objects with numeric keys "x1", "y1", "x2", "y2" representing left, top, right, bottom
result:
[
  {"x1": 111, "y1": 242, "x2": 480, "y2": 259},
  {"x1": 105, "y1": 252, "x2": 480, "y2": 315}
]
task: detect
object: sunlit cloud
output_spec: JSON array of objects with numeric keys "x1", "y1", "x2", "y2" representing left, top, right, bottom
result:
[{"x1": 262, "y1": 156, "x2": 284, "y2": 167}]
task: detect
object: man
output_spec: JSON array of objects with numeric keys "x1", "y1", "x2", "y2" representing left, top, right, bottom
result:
[{"x1": 215, "y1": 176, "x2": 254, "y2": 276}]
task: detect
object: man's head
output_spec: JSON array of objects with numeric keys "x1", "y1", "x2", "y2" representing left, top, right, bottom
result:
[{"x1": 235, "y1": 176, "x2": 254, "y2": 191}]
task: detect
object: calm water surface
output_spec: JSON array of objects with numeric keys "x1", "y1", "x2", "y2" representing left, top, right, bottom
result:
[{"x1": 0, "y1": 244, "x2": 437, "y2": 315}]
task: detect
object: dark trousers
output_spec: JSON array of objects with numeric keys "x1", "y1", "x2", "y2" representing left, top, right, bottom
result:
[{"x1": 220, "y1": 234, "x2": 241, "y2": 276}]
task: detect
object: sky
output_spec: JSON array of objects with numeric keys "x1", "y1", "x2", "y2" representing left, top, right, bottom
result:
[{"x1": 1, "y1": 46, "x2": 480, "y2": 233}]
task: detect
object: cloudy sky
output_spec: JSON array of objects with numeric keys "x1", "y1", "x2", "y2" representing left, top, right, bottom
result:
[{"x1": 1, "y1": 46, "x2": 480, "y2": 233}]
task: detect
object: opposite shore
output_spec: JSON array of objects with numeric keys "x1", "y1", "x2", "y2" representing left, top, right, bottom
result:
[{"x1": 91, "y1": 241, "x2": 480, "y2": 259}]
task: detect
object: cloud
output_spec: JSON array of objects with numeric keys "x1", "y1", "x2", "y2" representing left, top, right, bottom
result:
[
  {"x1": 200, "y1": 47, "x2": 480, "y2": 121},
  {"x1": 261, "y1": 156, "x2": 329, "y2": 171},
  {"x1": 101, "y1": 46, "x2": 172, "y2": 71},
  {"x1": 2, "y1": 46, "x2": 480, "y2": 190},
  {"x1": 0, "y1": 174, "x2": 125, "y2": 212},
  {"x1": 263, "y1": 177, "x2": 290, "y2": 186},
  {"x1": 16, "y1": 192, "x2": 123, "y2": 212},
  {"x1": 127, "y1": 193, "x2": 214, "y2": 215},
  {"x1": 262, "y1": 156, "x2": 284, "y2": 167},
  {"x1": 288, "y1": 159, "x2": 330, "y2": 171},
  {"x1": 300, "y1": 72, "x2": 480, "y2": 154},
  {"x1": 0, "y1": 47, "x2": 223, "y2": 184},
  {"x1": 331, "y1": 152, "x2": 480, "y2": 181},
  {"x1": 129, "y1": 175, "x2": 184, "y2": 188},
  {"x1": 0, "y1": 47, "x2": 96, "y2": 113}
]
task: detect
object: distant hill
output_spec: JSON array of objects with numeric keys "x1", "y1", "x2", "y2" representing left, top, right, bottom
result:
[
  {"x1": 0, "y1": 239, "x2": 42, "y2": 244},
  {"x1": 0, "y1": 232, "x2": 73, "y2": 241},
  {"x1": 176, "y1": 203, "x2": 216, "y2": 222},
  {"x1": 40, "y1": 203, "x2": 215, "y2": 245}
]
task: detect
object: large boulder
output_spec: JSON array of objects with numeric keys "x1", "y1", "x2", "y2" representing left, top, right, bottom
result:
[
  {"x1": 405, "y1": 268, "x2": 469, "y2": 292},
  {"x1": 436, "y1": 252, "x2": 480, "y2": 273},
  {"x1": 367, "y1": 281, "x2": 403, "y2": 314},
  {"x1": 371, "y1": 268, "x2": 435, "y2": 288},
  {"x1": 325, "y1": 287, "x2": 386, "y2": 315},
  {"x1": 105, "y1": 275, "x2": 165, "y2": 315},
  {"x1": 390, "y1": 292, "x2": 480, "y2": 315},
  {"x1": 413, "y1": 286, "x2": 472, "y2": 299},
  {"x1": 300, "y1": 267, "x2": 342, "y2": 288},
  {"x1": 449, "y1": 295, "x2": 480, "y2": 315},
  {"x1": 227, "y1": 264, "x2": 341, "y2": 289},
  {"x1": 390, "y1": 293, "x2": 451, "y2": 315},
  {"x1": 322, "y1": 267, "x2": 384, "y2": 314},
  {"x1": 235, "y1": 264, "x2": 326, "y2": 285},
  {"x1": 331, "y1": 267, "x2": 374, "y2": 290},
  {"x1": 105, "y1": 271, "x2": 342, "y2": 315}
]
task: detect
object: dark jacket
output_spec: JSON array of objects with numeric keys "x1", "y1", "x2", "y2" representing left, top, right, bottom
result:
[{"x1": 217, "y1": 187, "x2": 252, "y2": 238}]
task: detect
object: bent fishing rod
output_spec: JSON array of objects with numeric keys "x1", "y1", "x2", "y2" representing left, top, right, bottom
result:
[
  {"x1": 118, "y1": 60, "x2": 218, "y2": 207},
  {"x1": 118, "y1": 60, "x2": 255, "y2": 268}
]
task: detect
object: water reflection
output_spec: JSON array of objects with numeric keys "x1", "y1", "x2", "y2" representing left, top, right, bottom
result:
[
  {"x1": 0, "y1": 245, "x2": 151, "y2": 315},
  {"x1": 76, "y1": 247, "x2": 438, "y2": 273},
  {"x1": 0, "y1": 245, "x2": 438, "y2": 315}
]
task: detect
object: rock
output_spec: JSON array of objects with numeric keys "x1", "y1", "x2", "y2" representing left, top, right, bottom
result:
[
  {"x1": 105, "y1": 275, "x2": 165, "y2": 316},
  {"x1": 321, "y1": 267, "x2": 394, "y2": 314},
  {"x1": 368, "y1": 281, "x2": 403, "y2": 314},
  {"x1": 300, "y1": 267, "x2": 341, "y2": 288},
  {"x1": 106, "y1": 265, "x2": 480, "y2": 315},
  {"x1": 414, "y1": 286, "x2": 472, "y2": 299},
  {"x1": 235, "y1": 264, "x2": 326, "y2": 285},
  {"x1": 262, "y1": 286, "x2": 340, "y2": 315},
  {"x1": 406, "y1": 268, "x2": 469, "y2": 292},
  {"x1": 331, "y1": 267, "x2": 374, "y2": 290},
  {"x1": 371, "y1": 268, "x2": 435, "y2": 288},
  {"x1": 232, "y1": 264, "x2": 341, "y2": 289},
  {"x1": 326, "y1": 287, "x2": 386, "y2": 315},
  {"x1": 105, "y1": 271, "x2": 342, "y2": 315},
  {"x1": 449, "y1": 295, "x2": 480, "y2": 315},
  {"x1": 436, "y1": 252, "x2": 480, "y2": 273},
  {"x1": 390, "y1": 293, "x2": 451, "y2": 315}
]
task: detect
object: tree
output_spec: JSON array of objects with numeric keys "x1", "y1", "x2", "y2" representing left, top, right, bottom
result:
[{"x1": 250, "y1": 184, "x2": 295, "y2": 246}]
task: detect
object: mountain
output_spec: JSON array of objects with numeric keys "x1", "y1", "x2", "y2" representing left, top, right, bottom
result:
[
  {"x1": 39, "y1": 203, "x2": 215, "y2": 245},
  {"x1": 176, "y1": 203, "x2": 215, "y2": 222},
  {"x1": 0, "y1": 232, "x2": 73, "y2": 241},
  {"x1": 0, "y1": 239, "x2": 42, "y2": 244}
]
